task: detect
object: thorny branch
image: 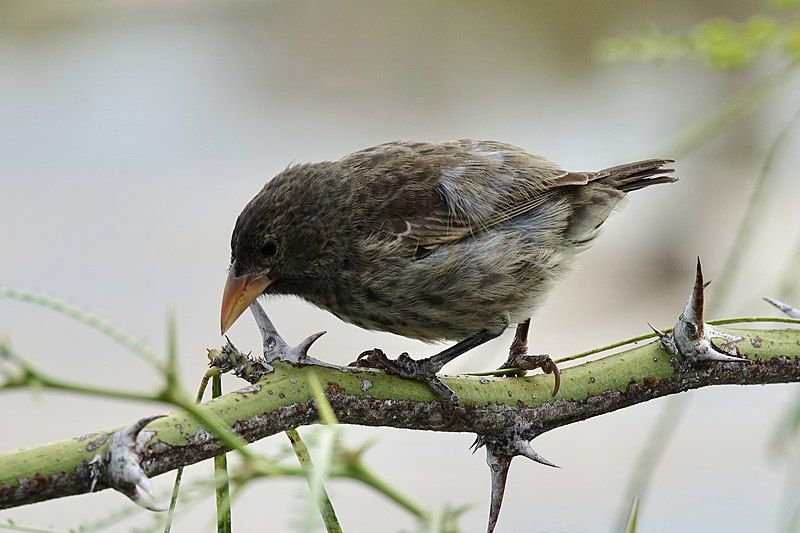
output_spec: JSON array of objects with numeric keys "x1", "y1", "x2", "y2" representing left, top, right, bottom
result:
[{"x1": 1, "y1": 260, "x2": 799, "y2": 533}]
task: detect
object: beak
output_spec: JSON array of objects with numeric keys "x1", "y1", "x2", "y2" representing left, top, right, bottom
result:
[{"x1": 220, "y1": 265, "x2": 273, "y2": 334}]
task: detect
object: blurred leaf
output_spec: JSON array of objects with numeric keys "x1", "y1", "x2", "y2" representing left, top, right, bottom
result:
[
  {"x1": 599, "y1": 15, "x2": 797, "y2": 69},
  {"x1": 692, "y1": 17, "x2": 779, "y2": 68},
  {"x1": 625, "y1": 497, "x2": 639, "y2": 533},
  {"x1": 784, "y1": 23, "x2": 800, "y2": 56},
  {"x1": 597, "y1": 24, "x2": 690, "y2": 64}
]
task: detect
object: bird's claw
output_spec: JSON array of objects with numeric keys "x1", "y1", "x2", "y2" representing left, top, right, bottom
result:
[
  {"x1": 500, "y1": 353, "x2": 561, "y2": 397},
  {"x1": 350, "y1": 348, "x2": 463, "y2": 426}
]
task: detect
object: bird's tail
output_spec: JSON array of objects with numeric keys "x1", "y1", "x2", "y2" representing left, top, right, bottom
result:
[{"x1": 597, "y1": 159, "x2": 678, "y2": 192}]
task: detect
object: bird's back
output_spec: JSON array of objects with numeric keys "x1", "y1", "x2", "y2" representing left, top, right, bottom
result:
[{"x1": 265, "y1": 140, "x2": 675, "y2": 341}]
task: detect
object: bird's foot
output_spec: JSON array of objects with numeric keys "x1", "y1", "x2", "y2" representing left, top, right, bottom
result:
[
  {"x1": 350, "y1": 348, "x2": 463, "y2": 425},
  {"x1": 652, "y1": 258, "x2": 747, "y2": 363},
  {"x1": 498, "y1": 353, "x2": 561, "y2": 396}
]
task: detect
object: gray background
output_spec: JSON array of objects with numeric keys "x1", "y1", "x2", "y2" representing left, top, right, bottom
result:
[{"x1": 2, "y1": 1, "x2": 800, "y2": 531}]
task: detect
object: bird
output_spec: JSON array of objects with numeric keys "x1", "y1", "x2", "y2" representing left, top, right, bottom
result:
[{"x1": 220, "y1": 139, "x2": 677, "y2": 404}]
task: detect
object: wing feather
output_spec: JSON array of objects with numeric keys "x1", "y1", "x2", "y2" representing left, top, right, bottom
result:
[{"x1": 344, "y1": 140, "x2": 580, "y2": 253}]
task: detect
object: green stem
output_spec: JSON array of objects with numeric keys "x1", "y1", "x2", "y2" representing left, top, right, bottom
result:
[
  {"x1": 212, "y1": 374, "x2": 232, "y2": 533},
  {"x1": 163, "y1": 369, "x2": 216, "y2": 533},
  {"x1": 286, "y1": 429, "x2": 343, "y2": 533},
  {"x1": 662, "y1": 60, "x2": 799, "y2": 158},
  {"x1": 709, "y1": 105, "x2": 800, "y2": 315},
  {"x1": 302, "y1": 371, "x2": 342, "y2": 533},
  {"x1": 469, "y1": 316, "x2": 800, "y2": 376},
  {"x1": 345, "y1": 462, "x2": 429, "y2": 521},
  {"x1": 173, "y1": 399, "x2": 257, "y2": 463},
  {"x1": 624, "y1": 496, "x2": 639, "y2": 533},
  {"x1": 0, "y1": 288, "x2": 163, "y2": 370},
  {"x1": 617, "y1": 98, "x2": 800, "y2": 531},
  {"x1": 21, "y1": 372, "x2": 159, "y2": 404}
]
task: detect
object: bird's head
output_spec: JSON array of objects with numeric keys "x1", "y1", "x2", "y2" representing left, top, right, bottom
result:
[
  {"x1": 219, "y1": 165, "x2": 333, "y2": 334},
  {"x1": 220, "y1": 190, "x2": 288, "y2": 335}
]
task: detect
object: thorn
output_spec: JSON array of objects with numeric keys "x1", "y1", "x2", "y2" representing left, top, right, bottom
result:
[
  {"x1": 481, "y1": 435, "x2": 556, "y2": 532},
  {"x1": 249, "y1": 300, "x2": 280, "y2": 339},
  {"x1": 647, "y1": 322, "x2": 667, "y2": 339},
  {"x1": 470, "y1": 435, "x2": 486, "y2": 454},
  {"x1": 297, "y1": 331, "x2": 326, "y2": 356},
  {"x1": 704, "y1": 343, "x2": 749, "y2": 362},
  {"x1": 485, "y1": 450, "x2": 512, "y2": 533},
  {"x1": 515, "y1": 439, "x2": 560, "y2": 468},
  {"x1": 667, "y1": 258, "x2": 748, "y2": 363},
  {"x1": 687, "y1": 257, "x2": 706, "y2": 337},
  {"x1": 764, "y1": 297, "x2": 800, "y2": 319},
  {"x1": 106, "y1": 414, "x2": 166, "y2": 511},
  {"x1": 132, "y1": 485, "x2": 168, "y2": 512},
  {"x1": 135, "y1": 474, "x2": 156, "y2": 499},
  {"x1": 88, "y1": 454, "x2": 103, "y2": 493}
]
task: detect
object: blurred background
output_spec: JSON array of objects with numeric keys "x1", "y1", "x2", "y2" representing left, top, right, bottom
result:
[{"x1": 2, "y1": 1, "x2": 800, "y2": 531}]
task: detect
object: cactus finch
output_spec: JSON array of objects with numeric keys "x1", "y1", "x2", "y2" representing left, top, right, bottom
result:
[{"x1": 220, "y1": 140, "x2": 677, "y2": 406}]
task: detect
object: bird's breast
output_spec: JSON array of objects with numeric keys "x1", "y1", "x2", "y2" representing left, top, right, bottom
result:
[{"x1": 300, "y1": 206, "x2": 580, "y2": 341}]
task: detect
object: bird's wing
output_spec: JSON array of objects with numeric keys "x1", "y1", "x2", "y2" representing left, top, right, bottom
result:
[{"x1": 343, "y1": 140, "x2": 590, "y2": 256}]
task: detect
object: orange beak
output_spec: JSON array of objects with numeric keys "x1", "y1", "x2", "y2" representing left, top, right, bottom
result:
[{"x1": 220, "y1": 265, "x2": 273, "y2": 334}]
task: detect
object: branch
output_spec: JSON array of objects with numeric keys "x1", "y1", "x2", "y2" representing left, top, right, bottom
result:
[
  {"x1": 2, "y1": 260, "x2": 800, "y2": 533},
  {"x1": 1, "y1": 325, "x2": 798, "y2": 510}
]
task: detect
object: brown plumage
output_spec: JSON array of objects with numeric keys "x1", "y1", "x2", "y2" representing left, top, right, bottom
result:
[{"x1": 220, "y1": 139, "x2": 677, "y2": 402}]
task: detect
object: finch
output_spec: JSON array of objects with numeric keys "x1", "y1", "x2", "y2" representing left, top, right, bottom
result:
[{"x1": 220, "y1": 140, "x2": 676, "y2": 402}]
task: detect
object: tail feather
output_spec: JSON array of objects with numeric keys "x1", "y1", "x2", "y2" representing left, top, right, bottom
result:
[{"x1": 595, "y1": 159, "x2": 678, "y2": 193}]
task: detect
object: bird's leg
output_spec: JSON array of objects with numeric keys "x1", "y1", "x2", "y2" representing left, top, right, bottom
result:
[
  {"x1": 351, "y1": 329, "x2": 500, "y2": 409},
  {"x1": 497, "y1": 319, "x2": 561, "y2": 396}
]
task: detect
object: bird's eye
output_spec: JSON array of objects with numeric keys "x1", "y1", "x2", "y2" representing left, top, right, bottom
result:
[{"x1": 261, "y1": 241, "x2": 277, "y2": 257}]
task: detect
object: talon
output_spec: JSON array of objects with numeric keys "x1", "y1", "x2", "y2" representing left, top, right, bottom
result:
[
  {"x1": 546, "y1": 361, "x2": 561, "y2": 397},
  {"x1": 351, "y1": 349, "x2": 377, "y2": 366},
  {"x1": 350, "y1": 348, "x2": 462, "y2": 412},
  {"x1": 350, "y1": 348, "x2": 389, "y2": 369}
]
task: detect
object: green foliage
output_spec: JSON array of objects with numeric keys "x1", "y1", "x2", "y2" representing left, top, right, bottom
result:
[
  {"x1": 692, "y1": 16, "x2": 779, "y2": 68},
  {"x1": 598, "y1": 3, "x2": 800, "y2": 69}
]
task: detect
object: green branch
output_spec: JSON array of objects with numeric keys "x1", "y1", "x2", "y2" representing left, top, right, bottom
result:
[{"x1": 1, "y1": 325, "x2": 798, "y2": 511}]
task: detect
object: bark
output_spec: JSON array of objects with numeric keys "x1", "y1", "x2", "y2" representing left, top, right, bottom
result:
[{"x1": 1, "y1": 326, "x2": 799, "y2": 509}]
